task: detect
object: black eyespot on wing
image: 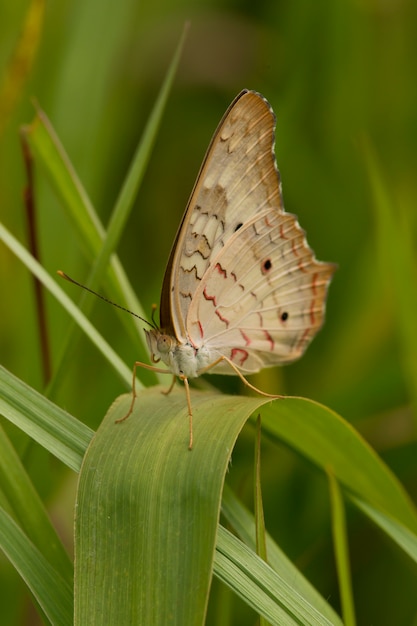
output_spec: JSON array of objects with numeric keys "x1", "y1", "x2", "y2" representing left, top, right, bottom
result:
[
  {"x1": 281, "y1": 311, "x2": 289, "y2": 322},
  {"x1": 234, "y1": 222, "x2": 243, "y2": 231},
  {"x1": 261, "y1": 258, "x2": 272, "y2": 274}
]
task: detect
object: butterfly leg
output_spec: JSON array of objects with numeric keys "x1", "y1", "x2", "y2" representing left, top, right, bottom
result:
[
  {"x1": 161, "y1": 375, "x2": 176, "y2": 396},
  {"x1": 199, "y1": 356, "x2": 283, "y2": 400},
  {"x1": 115, "y1": 362, "x2": 194, "y2": 450},
  {"x1": 179, "y1": 375, "x2": 193, "y2": 451},
  {"x1": 163, "y1": 373, "x2": 193, "y2": 450},
  {"x1": 115, "y1": 360, "x2": 141, "y2": 423},
  {"x1": 161, "y1": 376, "x2": 194, "y2": 449},
  {"x1": 115, "y1": 360, "x2": 172, "y2": 424}
]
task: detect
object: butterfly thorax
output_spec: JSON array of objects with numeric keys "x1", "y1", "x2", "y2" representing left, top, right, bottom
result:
[{"x1": 145, "y1": 328, "x2": 214, "y2": 379}]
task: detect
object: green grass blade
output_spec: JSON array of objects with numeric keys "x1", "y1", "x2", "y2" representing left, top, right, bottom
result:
[
  {"x1": 261, "y1": 398, "x2": 417, "y2": 531},
  {"x1": 221, "y1": 484, "x2": 342, "y2": 624},
  {"x1": 215, "y1": 526, "x2": 338, "y2": 626},
  {"x1": 254, "y1": 416, "x2": 270, "y2": 626},
  {"x1": 22, "y1": 25, "x2": 189, "y2": 394},
  {"x1": 352, "y1": 496, "x2": 417, "y2": 565},
  {"x1": 0, "y1": 365, "x2": 92, "y2": 472},
  {"x1": 254, "y1": 415, "x2": 268, "y2": 562},
  {"x1": 363, "y1": 139, "x2": 417, "y2": 423},
  {"x1": 21, "y1": 97, "x2": 151, "y2": 369},
  {"x1": 0, "y1": 421, "x2": 72, "y2": 583},
  {"x1": 66, "y1": 23, "x2": 188, "y2": 390},
  {"x1": 0, "y1": 507, "x2": 73, "y2": 626},
  {"x1": 0, "y1": 223, "x2": 135, "y2": 389},
  {"x1": 22, "y1": 105, "x2": 106, "y2": 258},
  {"x1": 3, "y1": 358, "x2": 415, "y2": 624},
  {"x1": 4, "y1": 352, "x2": 416, "y2": 566},
  {"x1": 328, "y1": 472, "x2": 356, "y2": 626},
  {"x1": 0, "y1": 0, "x2": 44, "y2": 135},
  {"x1": 86, "y1": 22, "x2": 190, "y2": 290}
]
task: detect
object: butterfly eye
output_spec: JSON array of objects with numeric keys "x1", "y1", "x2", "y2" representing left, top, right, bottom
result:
[
  {"x1": 157, "y1": 335, "x2": 174, "y2": 353},
  {"x1": 261, "y1": 259, "x2": 272, "y2": 274}
]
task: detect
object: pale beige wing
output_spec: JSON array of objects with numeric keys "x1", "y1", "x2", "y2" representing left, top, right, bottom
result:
[
  {"x1": 160, "y1": 90, "x2": 282, "y2": 339},
  {"x1": 186, "y1": 208, "x2": 336, "y2": 373}
]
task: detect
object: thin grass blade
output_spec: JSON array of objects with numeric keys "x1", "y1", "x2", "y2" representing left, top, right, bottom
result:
[
  {"x1": 215, "y1": 526, "x2": 339, "y2": 626},
  {"x1": 328, "y1": 471, "x2": 356, "y2": 626},
  {"x1": 0, "y1": 224, "x2": 135, "y2": 389},
  {"x1": 0, "y1": 365, "x2": 92, "y2": 472},
  {"x1": 0, "y1": 507, "x2": 73, "y2": 626},
  {"x1": 221, "y1": 483, "x2": 342, "y2": 623},
  {"x1": 363, "y1": 138, "x2": 417, "y2": 424}
]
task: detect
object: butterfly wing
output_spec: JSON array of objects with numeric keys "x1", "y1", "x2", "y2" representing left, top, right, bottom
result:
[
  {"x1": 160, "y1": 90, "x2": 335, "y2": 373},
  {"x1": 159, "y1": 90, "x2": 282, "y2": 338},
  {"x1": 186, "y1": 208, "x2": 336, "y2": 373}
]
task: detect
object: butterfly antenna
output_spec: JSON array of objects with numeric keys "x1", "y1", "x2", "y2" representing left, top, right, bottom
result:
[
  {"x1": 151, "y1": 303, "x2": 160, "y2": 328},
  {"x1": 57, "y1": 270, "x2": 156, "y2": 328}
]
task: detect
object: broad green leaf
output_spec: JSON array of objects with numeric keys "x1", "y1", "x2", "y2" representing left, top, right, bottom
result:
[
  {"x1": 75, "y1": 387, "x2": 344, "y2": 625},
  {"x1": 76, "y1": 389, "x2": 415, "y2": 624},
  {"x1": 75, "y1": 387, "x2": 265, "y2": 625}
]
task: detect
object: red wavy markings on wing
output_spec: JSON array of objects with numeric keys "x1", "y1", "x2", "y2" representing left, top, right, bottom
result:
[
  {"x1": 297, "y1": 260, "x2": 309, "y2": 273},
  {"x1": 215, "y1": 309, "x2": 229, "y2": 327},
  {"x1": 309, "y1": 272, "x2": 320, "y2": 325},
  {"x1": 215, "y1": 262, "x2": 227, "y2": 278},
  {"x1": 263, "y1": 329, "x2": 275, "y2": 351},
  {"x1": 203, "y1": 288, "x2": 217, "y2": 306},
  {"x1": 296, "y1": 328, "x2": 312, "y2": 351},
  {"x1": 279, "y1": 224, "x2": 289, "y2": 240},
  {"x1": 202, "y1": 263, "x2": 228, "y2": 307},
  {"x1": 311, "y1": 272, "x2": 319, "y2": 295},
  {"x1": 230, "y1": 348, "x2": 249, "y2": 367},
  {"x1": 240, "y1": 330, "x2": 251, "y2": 345},
  {"x1": 291, "y1": 240, "x2": 300, "y2": 256}
]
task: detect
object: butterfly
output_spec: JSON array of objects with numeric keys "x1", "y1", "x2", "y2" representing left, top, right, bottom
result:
[
  {"x1": 59, "y1": 90, "x2": 335, "y2": 448},
  {"x1": 117, "y1": 89, "x2": 336, "y2": 449}
]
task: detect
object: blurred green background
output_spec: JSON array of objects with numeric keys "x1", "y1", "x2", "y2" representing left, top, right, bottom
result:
[{"x1": 1, "y1": 0, "x2": 417, "y2": 624}]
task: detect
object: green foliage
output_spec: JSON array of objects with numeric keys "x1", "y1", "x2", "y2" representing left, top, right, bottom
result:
[{"x1": 1, "y1": 1, "x2": 417, "y2": 624}]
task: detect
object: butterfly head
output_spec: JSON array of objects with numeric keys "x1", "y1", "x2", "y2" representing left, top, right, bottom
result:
[{"x1": 145, "y1": 328, "x2": 178, "y2": 364}]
